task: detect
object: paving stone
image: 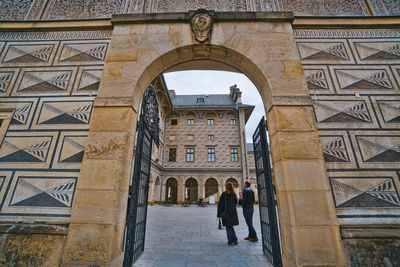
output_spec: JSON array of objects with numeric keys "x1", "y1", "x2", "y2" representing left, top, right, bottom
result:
[{"x1": 134, "y1": 205, "x2": 272, "y2": 267}]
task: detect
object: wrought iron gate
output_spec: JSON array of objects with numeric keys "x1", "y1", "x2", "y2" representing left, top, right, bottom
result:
[
  {"x1": 123, "y1": 85, "x2": 160, "y2": 267},
  {"x1": 252, "y1": 117, "x2": 282, "y2": 267}
]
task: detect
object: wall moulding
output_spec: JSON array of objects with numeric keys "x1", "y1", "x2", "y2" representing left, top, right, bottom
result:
[
  {"x1": 0, "y1": 30, "x2": 112, "y2": 42},
  {"x1": 294, "y1": 28, "x2": 400, "y2": 38}
]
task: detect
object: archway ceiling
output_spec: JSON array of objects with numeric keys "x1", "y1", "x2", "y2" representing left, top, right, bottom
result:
[{"x1": 164, "y1": 60, "x2": 240, "y2": 73}]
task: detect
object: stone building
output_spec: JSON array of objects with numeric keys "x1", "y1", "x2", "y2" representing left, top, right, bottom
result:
[
  {"x1": 0, "y1": 1, "x2": 399, "y2": 267},
  {"x1": 147, "y1": 83, "x2": 255, "y2": 205}
]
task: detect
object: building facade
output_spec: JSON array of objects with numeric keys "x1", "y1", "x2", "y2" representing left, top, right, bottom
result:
[
  {"x1": 148, "y1": 84, "x2": 255, "y2": 205},
  {"x1": 0, "y1": 1, "x2": 399, "y2": 266}
]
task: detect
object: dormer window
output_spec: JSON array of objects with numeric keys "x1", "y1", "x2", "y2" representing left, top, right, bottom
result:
[{"x1": 196, "y1": 98, "x2": 205, "y2": 105}]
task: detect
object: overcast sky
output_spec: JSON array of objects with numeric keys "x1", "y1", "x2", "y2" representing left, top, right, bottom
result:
[{"x1": 163, "y1": 70, "x2": 265, "y2": 143}]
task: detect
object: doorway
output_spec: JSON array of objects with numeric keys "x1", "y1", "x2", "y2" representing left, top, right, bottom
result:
[
  {"x1": 165, "y1": 178, "x2": 178, "y2": 204},
  {"x1": 185, "y1": 178, "x2": 198, "y2": 204}
]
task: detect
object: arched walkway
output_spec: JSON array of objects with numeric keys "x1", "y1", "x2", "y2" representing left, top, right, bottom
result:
[
  {"x1": 165, "y1": 178, "x2": 178, "y2": 204},
  {"x1": 205, "y1": 178, "x2": 218, "y2": 203},
  {"x1": 226, "y1": 178, "x2": 239, "y2": 188},
  {"x1": 185, "y1": 178, "x2": 198, "y2": 204},
  {"x1": 63, "y1": 13, "x2": 345, "y2": 267}
]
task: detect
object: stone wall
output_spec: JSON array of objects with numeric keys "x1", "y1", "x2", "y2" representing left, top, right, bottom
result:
[
  {"x1": 0, "y1": 29, "x2": 110, "y2": 264},
  {"x1": 294, "y1": 27, "x2": 400, "y2": 266},
  {"x1": 0, "y1": 0, "x2": 399, "y2": 21}
]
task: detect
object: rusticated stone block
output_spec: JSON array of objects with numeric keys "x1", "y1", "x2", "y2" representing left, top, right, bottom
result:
[
  {"x1": 62, "y1": 224, "x2": 113, "y2": 262},
  {"x1": 343, "y1": 239, "x2": 400, "y2": 267},
  {"x1": 0, "y1": 233, "x2": 65, "y2": 267},
  {"x1": 267, "y1": 105, "x2": 317, "y2": 135}
]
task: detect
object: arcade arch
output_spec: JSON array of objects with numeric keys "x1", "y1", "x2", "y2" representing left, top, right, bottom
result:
[
  {"x1": 184, "y1": 178, "x2": 198, "y2": 204},
  {"x1": 165, "y1": 177, "x2": 178, "y2": 204},
  {"x1": 226, "y1": 177, "x2": 239, "y2": 188},
  {"x1": 205, "y1": 178, "x2": 219, "y2": 203}
]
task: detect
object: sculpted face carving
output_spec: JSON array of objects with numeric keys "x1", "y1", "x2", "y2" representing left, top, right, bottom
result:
[{"x1": 190, "y1": 9, "x2": 214, "y2": 43}]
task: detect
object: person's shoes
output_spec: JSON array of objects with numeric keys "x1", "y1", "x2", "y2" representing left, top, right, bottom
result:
[
  {"x1": 244, "y1": 237, "x2": 251, "y2": 240},
  {"x1": 228, "y1": 241, "x2": 238, "y2": 245},
  {"x1": 249, "y1": 237, "x2": 259, "y2": 242}
]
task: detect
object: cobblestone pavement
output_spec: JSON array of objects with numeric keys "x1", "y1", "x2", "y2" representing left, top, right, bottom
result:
[{"x1": 135, "y1": 205, "x2": 272, "y2": 267}]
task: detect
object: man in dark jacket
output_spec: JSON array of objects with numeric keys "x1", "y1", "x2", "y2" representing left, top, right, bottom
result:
[{"x1": 242, "y1": 181, "x2": 258, "y2": 241}]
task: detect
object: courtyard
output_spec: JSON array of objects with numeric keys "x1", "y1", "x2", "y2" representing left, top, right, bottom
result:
[{"x1": 135, "y1": 205, "x2": 272, "y2": 267}]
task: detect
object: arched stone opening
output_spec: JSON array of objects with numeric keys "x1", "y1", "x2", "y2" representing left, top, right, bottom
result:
[
  {"x1": 185, "y1": 178, "x2": 198, "y2": 204},
  {"x1": 63, "y1": 15, "x2": 346, "y2": 267},
  {"x1": 205, "y1": 178, "x2": 219, "y2": 204},
  {"x1": 165, "y1": 177, "x2": 178, "y2": 204},
  {"x1": 226, "y1": 177, "x2": 239, "y2": 188}
]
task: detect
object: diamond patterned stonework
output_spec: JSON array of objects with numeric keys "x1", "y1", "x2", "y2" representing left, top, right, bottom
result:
[{"x1": 331, "y1": 177, "x2": 400, "y2": 208}]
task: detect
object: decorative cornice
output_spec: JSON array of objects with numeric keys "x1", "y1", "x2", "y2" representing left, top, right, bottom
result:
[
  {"x1": 0, "y1": 30, "x2": 112, "y2": 41},
  {"x1": 111, "y1": 11, "x2": 294, "y2": 25},
  {"x1": 294, "y1": 28, "x2": 400, "y2": 38}
]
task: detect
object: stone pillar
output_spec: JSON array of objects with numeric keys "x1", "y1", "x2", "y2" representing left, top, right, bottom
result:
[
  {"x1": 160, "y1": 175, "x2": 165, "y2": 203},
  {"x1": 199, "y1": 176, "x2": 205, "y2": 199},
  {"x1": 61, "y1": 104, "x2": 137, "y2": 266},
  {"x1": 238, "y1": 108, "x2": 248, "y2": 187},
  {"x1": 267, "y1": 103, "x2": 346, "y2": 266},
  {"x1": 178, "y1": 176, "x2": 185, "y2": 204}
]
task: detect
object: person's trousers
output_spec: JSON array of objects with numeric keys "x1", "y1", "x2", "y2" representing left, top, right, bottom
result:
[
  {"x1": 225, "y1": 226, "x2": 237, "y2": 243},
  {"x1": 243, "y1": 207, "x2": 257, "y2": 238}
]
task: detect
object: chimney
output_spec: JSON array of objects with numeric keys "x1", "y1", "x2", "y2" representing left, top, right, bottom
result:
[
  {"x1": 229, "y1": 85, "x2": 242, "y2": 104},
  {"x1": 168, "y1": 90, "x2": 175, "y2": 97}
]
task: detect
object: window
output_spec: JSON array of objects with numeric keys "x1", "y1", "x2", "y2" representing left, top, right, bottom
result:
[
  {"x1": 230, "y1": 148, "x2": 239, "y2": 162},
  {"x1": 208, "y1": 135, "x2": 214, "y2": 141},
  {"x1": 208, "y1": 148, "x2": 215, "y2": 162},
  {"x1": 197, "y1": 98, "x2": 205, "y2": 104},
  {"x1": 168, "y1": 148, "x2": 176, "y2": 162},
  {"x1": 171, "y1": 119, "x2": 178, "y2": 126},
  {"x1": 187, "y1": 119, "x2": 194, "y2": 126},
  {"x1": 231, "y1": 119, "x2": 236, "y2": 126},
  {"x1": 207, "y1": 119, "x2": 214, "y2": 126},
  {"x1": 186, "y1": 148, "x2": 195, "y2": 162}
]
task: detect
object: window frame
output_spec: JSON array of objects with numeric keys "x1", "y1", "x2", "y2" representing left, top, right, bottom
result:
[
  {"x1": 208, "y1": 135, "x2": 214, "y2": 141},
  {"x1": 187, "y1": 119, "x2": 194, "y2": 126},
  {"x1": 230, "y1": 147, "x2": 239, "y2": 162},
  {"x1": 170, "y1": 118, "x2": 178, "y2": 126},
  {"x1": 230, "y1": 119, "x2": 236, "y2": 126},
  {"x1": 186, "y1": 147, "x2": 195, "y2": 162},
  {"x1": 207, "y1": 119, "x2": 214, "y2": 126},
  {"x1": 168, "y1": 147, "x2": 177, "y2": 162},
  {"x1": 208, "y1": 148, "x2": 215, "y2": 162}
]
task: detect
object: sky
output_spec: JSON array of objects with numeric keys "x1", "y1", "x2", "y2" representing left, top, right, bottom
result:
[{"x1": 163, "y1": 70, "x2": 265, "y2": 143}]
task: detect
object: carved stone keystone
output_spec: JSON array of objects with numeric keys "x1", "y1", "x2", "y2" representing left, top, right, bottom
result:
[{"x1": 189, "y1": 9, "x2": 215, "y2": 44}]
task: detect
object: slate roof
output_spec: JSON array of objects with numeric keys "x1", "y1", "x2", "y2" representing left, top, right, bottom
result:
[
  {"x1": 171, "y1": 94, "x2": 254, "y2": 109},
  {"x1": 247, "y1": 143, "x2": 254, "y2": 152}
]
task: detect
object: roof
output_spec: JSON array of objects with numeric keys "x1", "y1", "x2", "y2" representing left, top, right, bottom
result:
[
  {"x1": 171, "y1": 94, "x2": 254, "y2": 109},
  {"x1": 247, "y1": 143, "x2": 254, "y2": 152}
]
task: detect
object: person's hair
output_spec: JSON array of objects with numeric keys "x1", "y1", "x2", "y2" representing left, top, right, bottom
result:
[
  {"x1": 245, "y1": 181, "x2": 251, "y2": 187},
  {"x1": 225, "y1": 182, "x2": 236, "y2": 195}
]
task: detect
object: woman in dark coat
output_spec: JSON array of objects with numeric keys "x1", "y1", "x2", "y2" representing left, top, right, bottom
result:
[{"x1": 217, "y1": 182, "x2": 239, "y2": 245}]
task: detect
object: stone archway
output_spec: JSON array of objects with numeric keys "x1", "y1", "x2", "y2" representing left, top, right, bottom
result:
[
  {"x1": 226, "y1": 178, "x2": 239, "y2": 188},
  {"x1": 61, "y1": 12, "x2": 346, "y2": 267},
  {"x1": 165, "y1": 177, "x2": 178, "y2": 204},
  {"x1": 205, "y1": 178, "x2": 219, "y2": 201},
  {"x1": 185, "y1": 178, "x2": 198, "y2": 204}
]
